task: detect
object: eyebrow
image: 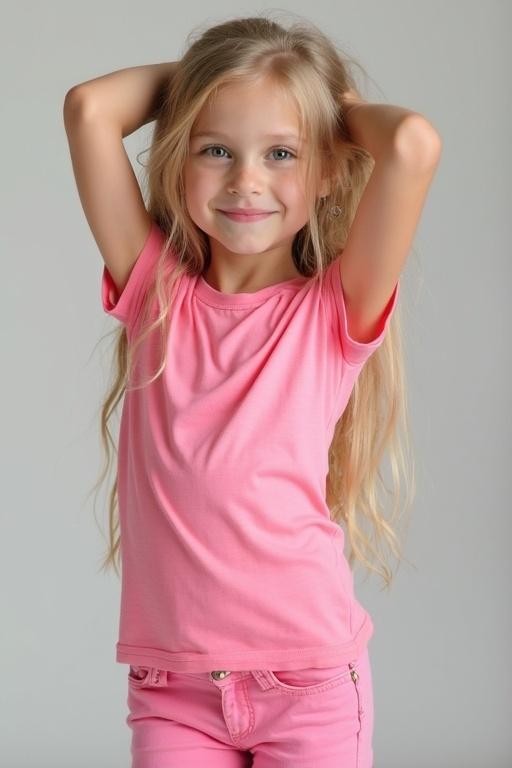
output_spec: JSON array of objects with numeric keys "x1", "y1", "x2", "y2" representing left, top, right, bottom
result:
[{"x1": 190, "y1": 130, "x2": 303, "y2": 143}]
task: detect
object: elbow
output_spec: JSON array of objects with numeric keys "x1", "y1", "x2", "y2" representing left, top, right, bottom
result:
[
  {"x1": 395, "y1": 114, "x2": 443, "y2": 169},
  {"x1": 63, "y1": 86, "x2": 84, "y2": 126},
  {"x1": 63, "y1": 86, "x2": 97, "y2": 126}
]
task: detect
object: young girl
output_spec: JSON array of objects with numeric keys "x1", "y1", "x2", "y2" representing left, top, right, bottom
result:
[{"x1": 64, "y1": 13, "x2": 441, "y2": 768}]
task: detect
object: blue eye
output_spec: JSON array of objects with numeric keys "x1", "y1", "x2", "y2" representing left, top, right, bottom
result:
[{"x1": 200, "y1": 145, "x2": 296, "y2": 161}]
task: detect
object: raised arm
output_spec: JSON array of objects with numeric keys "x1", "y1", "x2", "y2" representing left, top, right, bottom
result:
[
  {"x1": 335, "y1": 93, "x2": 442, "y2": 344},
  {"x1": 63, "y1": 63, "x2": 178, "y2": 295}
]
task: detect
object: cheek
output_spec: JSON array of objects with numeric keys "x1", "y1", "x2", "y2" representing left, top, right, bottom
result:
[
  {"x1": 282, "y1": 187, "x2": 309, "y2": 215},
  {"x1": 184, "y1": 176, "x2": 209, "y2": 214},
  {"x1": 185, "y1": 168, "x2": 218, "y2": 204},
  {"x1": 277, "y1": 172, "x2": 307, "y2": 199}
]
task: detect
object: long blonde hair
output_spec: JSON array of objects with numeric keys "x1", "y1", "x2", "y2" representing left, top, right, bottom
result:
[{"x1": 91, "y1": 11, "x2": 416, "y2": 590}]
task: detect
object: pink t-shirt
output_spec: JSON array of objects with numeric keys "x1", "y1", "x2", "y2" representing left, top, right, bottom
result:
[{"x1": 101, "y1": 220, "x2": 399, "y2": 672}]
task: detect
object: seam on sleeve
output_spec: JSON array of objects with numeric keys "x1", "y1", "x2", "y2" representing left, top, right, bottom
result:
[
  {"x1": 101, "y1": 221, "x2": 166, "y2": 327},
  {"x1": 328, "y1": 257, "x2": 400, "y2": 366}
]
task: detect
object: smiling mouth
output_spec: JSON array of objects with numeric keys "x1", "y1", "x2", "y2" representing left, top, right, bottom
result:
[
  {"x1": 218, "y1": 210, "x2": 276, "y2": 222},
  {"x1": 219, "y1": 209, "x2": 275, "y2": 214}
]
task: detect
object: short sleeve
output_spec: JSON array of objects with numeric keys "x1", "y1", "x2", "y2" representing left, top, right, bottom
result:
[
  {"x1": 101, "y1": 220, "x2": 175, "y2": 329},
  {"x1": 324, "y1": 256, "x2": 400, "y2": 366}
]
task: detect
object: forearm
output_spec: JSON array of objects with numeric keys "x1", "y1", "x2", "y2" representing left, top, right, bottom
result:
[
  {"x1": 65, "y1": 62, "x2": 178, "y2": 137},
  {"x1": 342, "y1": 96, "x2": 439, "y2": 162}
]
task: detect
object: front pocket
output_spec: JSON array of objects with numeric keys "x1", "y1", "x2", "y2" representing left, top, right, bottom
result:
[{"x1": 268, "y1": 664, "x2": 353, "y2": 695}]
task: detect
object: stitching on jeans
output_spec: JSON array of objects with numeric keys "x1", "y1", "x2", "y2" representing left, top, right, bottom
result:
[
  {"x1": 266, "y1": 668, "x2": 353, "y2": 696},
  {"x1": 351, "y1": 667, "x2": 363, "y2": 767},
  {"x1": 237, "y1": 676, "x2": 255, "y2": 740}
]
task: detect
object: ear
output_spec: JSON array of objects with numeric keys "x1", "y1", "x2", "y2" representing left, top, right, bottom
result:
[{"x1": 318, "y1": 176, "x2": 331, "y2": 199}]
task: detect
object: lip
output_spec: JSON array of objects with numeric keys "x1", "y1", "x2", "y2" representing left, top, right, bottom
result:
[
  {"x1": 220, "y1": 208, "x2": 274, "y2": 214},
  {"x1": 218, "y1": 209, "x2": 276, "y2": 223}
]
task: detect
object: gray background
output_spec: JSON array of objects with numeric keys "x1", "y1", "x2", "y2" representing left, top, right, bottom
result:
[{"x1": 2, "y1": 1, "x2": 510, "y2": 766}]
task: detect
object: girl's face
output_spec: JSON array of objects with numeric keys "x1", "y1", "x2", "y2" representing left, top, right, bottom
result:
[{"x1": 183, "y1": 78, "x2": 327, "y2": 269}]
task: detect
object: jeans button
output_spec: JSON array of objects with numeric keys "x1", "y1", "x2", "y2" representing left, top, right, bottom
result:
[{"x1": 211, "y1": 670, "x2": 231, "y2": 680}]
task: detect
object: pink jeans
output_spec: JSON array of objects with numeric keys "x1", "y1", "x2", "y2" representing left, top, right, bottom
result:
[{"x1": 126, "y1": 646, "x2": 374, "y2": 767}]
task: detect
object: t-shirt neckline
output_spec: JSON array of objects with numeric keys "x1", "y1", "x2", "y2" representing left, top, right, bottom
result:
[{"x1": 195, "y1": 272, "x2": 309, "y2": 308}]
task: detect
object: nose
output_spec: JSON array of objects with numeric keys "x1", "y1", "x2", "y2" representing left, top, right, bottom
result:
[{"x1": 227, "y1": 162, "x2": 264, "y2": 196}]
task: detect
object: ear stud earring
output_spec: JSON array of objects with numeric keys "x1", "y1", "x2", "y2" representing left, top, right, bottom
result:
[{"x1": 320, "y1": 196, "x2": 344, "y2": 218}]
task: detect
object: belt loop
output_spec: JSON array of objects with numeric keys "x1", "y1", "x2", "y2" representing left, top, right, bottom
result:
[{"x1": 150, "y1": 668, "x2": 167, "y2": 686}]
